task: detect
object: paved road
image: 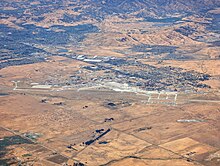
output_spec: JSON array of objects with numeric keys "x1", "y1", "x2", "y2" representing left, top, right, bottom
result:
[{"x1": 190, "y1": 99, "x2": 220, "y2": 103}]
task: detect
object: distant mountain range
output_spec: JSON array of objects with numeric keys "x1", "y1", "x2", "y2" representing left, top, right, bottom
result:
[
  {"x1": 76, "y1": 0, "x2": 220, "y2": 19},
  {"x1": 1, "y1": 0, "x2": 220, "y2": 21}
]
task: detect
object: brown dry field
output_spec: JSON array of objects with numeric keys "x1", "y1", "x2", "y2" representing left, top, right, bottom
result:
[
  {"x1": 0, "y1": 2, "x2": 220, "y2": 165},
  {"x1": 0, "y1": 57, "x2": 220, "y2": 166}
]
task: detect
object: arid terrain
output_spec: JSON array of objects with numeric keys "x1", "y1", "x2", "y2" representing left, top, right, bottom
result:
[{"x1": 0, "y1": 0, "x2": 220, "y2": 166}]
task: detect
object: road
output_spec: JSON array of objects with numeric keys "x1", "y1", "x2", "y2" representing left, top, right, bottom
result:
[
  {"x1": 189, "y1": 99, "x2": 220, "y2": 103},
  {"x1": 12, "y1": 81, "x2": 20, "y2": 90}
]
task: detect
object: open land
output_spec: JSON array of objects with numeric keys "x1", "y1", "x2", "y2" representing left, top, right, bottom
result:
[
  {"x1": 0, "y1": 0, "x2": 220, "y2": 165},
  {"x1": 0, "y1": 56, "x2": 220, "y2": 166}
]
